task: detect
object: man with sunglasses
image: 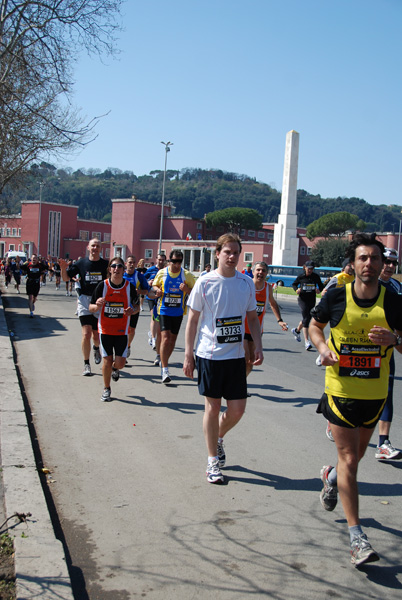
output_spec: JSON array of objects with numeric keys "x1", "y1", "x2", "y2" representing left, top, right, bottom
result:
[
  {"x1": 375, "y1": 247, "x2": 402, "y2": 460},
  {"x1": 151, "y1": 250, "x2": 195, "y2": 383}
]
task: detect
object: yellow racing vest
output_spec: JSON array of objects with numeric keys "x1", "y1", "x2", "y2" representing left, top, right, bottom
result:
[{"x1": 325, "y1": 283, "x2": 393, "y2": 399}]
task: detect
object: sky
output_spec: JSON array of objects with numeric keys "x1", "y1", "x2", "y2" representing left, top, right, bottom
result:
[{"x1": 62, "y1": 0, "x2": 402, "y2": 207}]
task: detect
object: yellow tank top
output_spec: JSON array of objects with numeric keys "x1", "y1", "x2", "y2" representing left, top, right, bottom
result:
[{"x1": 325, "y1": 283, "x2": 393, "y2": 399}]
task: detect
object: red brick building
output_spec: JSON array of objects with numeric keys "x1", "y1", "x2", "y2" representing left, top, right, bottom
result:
[{"x1": 1, "y1": 197, "x2": 401, "y2": 272}]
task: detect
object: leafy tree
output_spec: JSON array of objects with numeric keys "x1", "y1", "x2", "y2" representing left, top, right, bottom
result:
[
  {"x1": 311, "y1": 238, "x2": 350, "y2": 267},
  {"x1": 306, "y1": 212, "x2": 365, "y2": 240},
  {"x1": 0, "y1": 0, "x2": 123, "y2": 195},
  {"x1": 205, "y1": 207, "x2": 262, "y2": 233}
]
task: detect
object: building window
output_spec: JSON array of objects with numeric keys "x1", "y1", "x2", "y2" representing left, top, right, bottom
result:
[
  {"x1": 79, "y1": 230, "x2": 89, "y2": 241},
  {"x1": 300, "y1": 246, "x2": 306, "y2": 255},
  {"x1": 196, "y1": 222, "x2": 202, "y2": 230},
  {"x1": 258, "y1": 231, "x2": 265, "y2": 239},
  {"x1": 216, "y1": 226, "x2": 224, "y2": 233},
  {"x1": 6, "y1": 228, "x2": 10, "y2": 236},
  {"x1": 240, "y1": 229, "x2": 245, "y2": 236},
  {"x1": 267, "y1": 233, "x2": 274, "y2": 240},
  {"x1": 92, "y1": 231, "x2": 101, "y2": 240},
  {"x1": 18, "y1": 228, "x2": 21, "y2": 236},
  {"x1": 206, "y1": 235, "x2": 212, "y2": 240},
  {"x1": 244, "y1": 252, "x2": 253, "y2": 262},
  {"x1": 9, "y1": 244, "x2": 15, "y2": 251},
  {"x1": 12, "y1": 228, "x2": 17, "y2": 236},
  {"x1": 307, "y1": 247, "x2": 312, "y2": 255},
  {"x1": 104, "y1": 232, "x2": 111, "y2": 242},
  {"x1": 48, "y1": 211, "x2": 61, "y2": 257},
  {"x1": 105, "y1": 247, "x2": 110, "y2": 259},
  {"x1": 248, "y1": 230, "x2": 255, "y2": 237},
  {"x1": 145, "y1": 249, "x2": 153, "y2": 259}
]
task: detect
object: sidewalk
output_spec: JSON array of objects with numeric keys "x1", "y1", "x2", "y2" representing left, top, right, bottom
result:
[{"x1": 0, "y1": 287, "x2": 74, "y2": 599}]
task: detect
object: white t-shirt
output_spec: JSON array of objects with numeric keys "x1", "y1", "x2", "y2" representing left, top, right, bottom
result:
[{"x1": 187, "y1": 269, "x2": 257, "y2": 361}]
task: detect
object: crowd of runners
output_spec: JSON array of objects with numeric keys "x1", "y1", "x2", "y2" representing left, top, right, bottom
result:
[{"x1": 1, "y1": 231, "x2": 402, "y2": 567}]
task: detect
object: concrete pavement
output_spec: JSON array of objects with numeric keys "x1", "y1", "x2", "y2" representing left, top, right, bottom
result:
[{"x1": 1, "y1": 279, "x2": 402, "y2": 599}]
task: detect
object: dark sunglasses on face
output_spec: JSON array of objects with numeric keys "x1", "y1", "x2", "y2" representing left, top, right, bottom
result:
[
  {"x1": 385, "y1": 260, "x2": 397, "y2": 266},
  {"x1": 170, "y1": 259, "x2": 182, "y2": 264},
  {"x1": 110, "y1": 264, "x2": 124, "y2": 269}
]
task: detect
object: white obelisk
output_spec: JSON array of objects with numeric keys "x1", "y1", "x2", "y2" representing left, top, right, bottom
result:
[{"x1": 272, "y1": 130, "x2": 300, "y2": 265}]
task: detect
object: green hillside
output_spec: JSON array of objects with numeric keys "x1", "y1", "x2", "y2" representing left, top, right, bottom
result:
[{"x1": 1, "y1": 162, "x2": 402, "y2": 233}]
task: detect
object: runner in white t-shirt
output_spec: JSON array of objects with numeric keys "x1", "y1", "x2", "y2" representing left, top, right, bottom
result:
[{"x1": 184, "y1": 233, "x2": 263, "y2": 484}]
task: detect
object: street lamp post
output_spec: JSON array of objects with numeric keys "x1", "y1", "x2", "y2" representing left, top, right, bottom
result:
[{"x1": 158, "y1": 141, "x2": 173, "y2": 255}]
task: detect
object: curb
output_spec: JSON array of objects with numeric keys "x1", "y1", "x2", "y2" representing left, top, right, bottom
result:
[{"x1": 0, "y1": 295, "x2": 74, "y2": 600}]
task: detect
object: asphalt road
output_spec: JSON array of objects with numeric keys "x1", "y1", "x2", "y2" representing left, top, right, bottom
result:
[{"x1": 3, "y1": 284, "x2": 402, "y2": 600}]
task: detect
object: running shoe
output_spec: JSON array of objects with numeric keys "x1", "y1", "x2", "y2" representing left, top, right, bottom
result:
[
  {"x1": 148, "y1": 331, "x2": 153, "y2": 346},
  {"x1": 320, "y1": 465, "x2": 338, "y2": 511},
  {"x1": 291, "y1": 327, "x2": 301, "y2": 342},
  {"x1": 375, "y1": 440, "x2": 402, "y2": 460},
  {"x1": 126, "y1": 346, "x2": 131, "y2": 359},
  {"x1": 305, "y1": 341, "x2": 312, "y2": 351},
  {"x1": 350, "y1": 534, "x2": 379, "y2": 567},
  {"x1": 101, "y1": 388, "x2": 112, "y2": 402},
  {"x1": 29, "y1": 311, "x2": 34, "y2": 318},
  {"x1": 111, "y1": 368, "x2": 120, "y2": 382},
  {"x1": 93, "y1": 346, "x2": 102, "y2": 365},
  {"x1": 316, "y1": 355, "x2": 322, "y2": 367},
  {"x1": 326, "y1": 421, "x2": 335, "y2": 442},
  {"x1": 154, "y1": 354, "x2": 161, "y2": 366},
  {"x1": 206, "y1": 458, "x2": 224, "y2": 484},
  {"x1": 217, "y1": 440, "x2": 226, "y2": 468},
  {"x1": 152, "y1": 339, "x2": 156, "y2": 350},
  {"x1": 82, "y1": 364, "x2": 91, "y2": 377},
  {"x1": 162, "y1": 370, "x2": 171, "y2": 384}
]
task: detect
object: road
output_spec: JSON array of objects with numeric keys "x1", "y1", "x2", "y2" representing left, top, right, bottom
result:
[{"x1": 3, "y1": 285, "x2": 402, "y2": 600}]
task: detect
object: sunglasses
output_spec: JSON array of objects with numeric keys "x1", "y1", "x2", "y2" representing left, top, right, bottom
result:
[
  {"x1": 385, "y1": 260, "x2": 397, "y2": 266},
  {"x1": 170, "y1": 259, "x2": 183, "y2": 264},
  {"x1": 110, "y1": 264, "x2": 124, "y2": 269}
]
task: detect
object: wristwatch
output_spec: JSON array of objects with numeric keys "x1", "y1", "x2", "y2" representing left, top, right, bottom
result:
[{"x1": 394, "y1": 334, "x2": 402, "y2": 346}]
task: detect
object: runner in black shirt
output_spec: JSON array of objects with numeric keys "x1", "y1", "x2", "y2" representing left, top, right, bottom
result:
[
  {"x1": 21, "y1": 254, "x2": 46, "y2": 317},
  {"x1": 291, "y1": 261, "x2": 324, "y2": 350},
  {"x1": 60, "y1": 239, "x2": 109, "y2": 376}
]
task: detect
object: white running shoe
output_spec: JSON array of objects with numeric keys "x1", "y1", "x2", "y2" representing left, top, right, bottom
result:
[
  {"x1": 316, "y1": 355, "x2": 322, "y2": 366},
  {"x1": 206, "y1": 459, "x2": 224, "y2": 484},
  {"x1": 162, "y1": 370, "x2": 171, "y2": 384},
  {"x1": 305, "y1": 341, "x2": 312, "y2": 351},
  {"x1": 101, "y1": 388, "x2": 112, "y2": 402},
  {"x1": 291, "y1": 327, "x2": 301, "y2": 342},
  {"x1": 82, "y1": 364, "x2": 91, "y2": 376},
  {"x1": 375, "y1": 440, "x2": 402, "y2": 460}
]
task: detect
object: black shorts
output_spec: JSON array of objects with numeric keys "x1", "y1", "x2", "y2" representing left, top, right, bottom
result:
[
  {"x1": 244, "y1": 333, "x2": 253, "y2": 342},
  {"x1": 196, "y1": 356, "x2": 247, "y2": 400},
  {"x1": 317, "y1": 393, "x2": 386, "y2": 429},
  {"x1": 100, "y1": 334, "x2": 128, "y2": 358},
  {"x1": 26, "y1": 281, "x2": 40, "y2": 297},
  {"x1": 298, "y1": 297, "x2": 315, "y2": 328},
  {"x1": 79, "y1": 314, "x2": 99, "y2": 330},
  {"x1": 160, "y1": 314, "x2": 183, "y2": 335},
  {"x1": 129, "y1": 313, "x2": 139, "y2": 329},
  {"x1": 13, "y1": 273, "x2": 21, "y2": 285}
]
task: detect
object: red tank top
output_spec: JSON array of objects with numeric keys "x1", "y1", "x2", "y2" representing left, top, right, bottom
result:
[
  {"x1": 245, "y1": 282, "x2": 268, "y2": 334},
  {"x1": 98, "y1": 279, "x2": 131, "y2": 336}
]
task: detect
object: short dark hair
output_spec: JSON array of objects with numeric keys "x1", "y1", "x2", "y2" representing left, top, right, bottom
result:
[
  {"x1": 255, "y1": 261, "x2": 268, "y2": 272},
  {"x1": 345, "y1": 233, "x2": 385, "y2": 262},
  {"x1": 216, "y1": 233, "x2": 242, "y2": 253},
  {"x1": 169, "y1": 249, "x2": 183, "y2": 261}
]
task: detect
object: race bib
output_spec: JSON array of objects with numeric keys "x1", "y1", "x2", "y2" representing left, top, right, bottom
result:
[
  {"x1": 301, "y1": 283, "x2": 316, "y2": 292},
  {"x1": 104, "y1": 302, "x2": 124, "y2": 318},
  {"x1": 216, "y1": 316, "x2": 242, "y2": 343},
  {"x1": 165, "y1": 294, "x2": 181, "y2": 307},
  {"x1": 85, "y1": 271, "x2": 103, "y2": 283},
  {"x1": 338, "y1": 343, "x2": 381, "y2": 379},
  {"x1": 256, "y1": 301, "x2": 265, "y2": 315}
]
